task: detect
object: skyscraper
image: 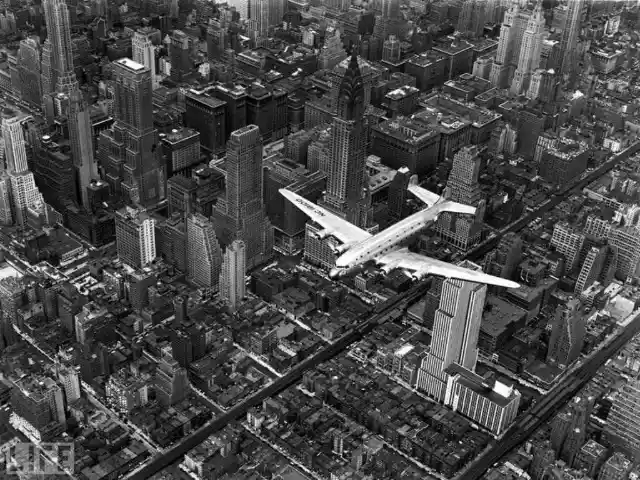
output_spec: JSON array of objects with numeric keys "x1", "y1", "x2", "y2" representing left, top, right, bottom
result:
[
  {"x1": 42, "y1": 0, "x2": 78, "y2": 94},
  {"x1": 436, "y1": 145, "x2": 485, "y2": 251},
  {"x1": 169, "y1": 30, "x2": 191, "y2": 83},
  {"x1": 186, "y1": 213, "x2": 223, "y2": 289},
  {"x1": 320, "y1": 51, "x2": 370, "y2": 228},
  {"x1": 559, "y1": 0, "x2": 584, "y2": 79},
  {"x1": 99, "y1": 58, "x2": 164, "y2": 206},
  {"x1": 132, "y1": 28, "x2": 159, "y2": 90},
  {"x1": 511, "y1": 2, "x2": 545, "y2": 96},
  {"x1": 115, "y1": 206, "x2": 157, "y2": 269},
  {"x1": 604, "y1": 377, "x2": 640, "y2": 456},
  {"x1": 457, "y1": 0, "x2": 486, "y2": 39},
  {"x1": 219, "y1": 240, "x2": 246, "y2": 311},
  {"x1": 248, "y1": 0, "x2": 285, "y2": 37},
  {"x1": 17, "y1": 38, "x2": 42, "y2": 109},
  {"x1": 490, "y1": 4, "x2": 530, "y2": 88},
  {"x1": 2, "y1": 114, "x2": 44, "y2": 226},
  {"x1": 212, "y1": 125, "x2": 273, "y2": 269},
  {"x1": 416, "y1": 261, "x2": 487, "y2": 402},
  {"x1": 68, "y1": 90, "x2": 98, "y2": 209}
]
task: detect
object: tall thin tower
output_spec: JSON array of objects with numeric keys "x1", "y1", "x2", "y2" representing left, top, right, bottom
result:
[
  {"x1": 219, "y1": 240, "x2": 246, "y2": 311},
  {"x1": 320, "y1": 50, "x2": 369, "y2": 228},
  {"x1": 559, "y1": 0, "x2": 584, "y2": 79},
  {"x1": 511, "y1": 2, "x2": 545, "y2": 96},
  {"x1": 43, "y1": 0, "x2": 78, "y2": 93},
  {"x1": 68, "y1": 90, "x2": 98, "y2": 209},
  {"x1": 132, "y1": 29, "x2": 159, "y2": 90}
]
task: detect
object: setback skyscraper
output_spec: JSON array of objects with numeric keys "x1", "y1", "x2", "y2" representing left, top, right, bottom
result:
[
  {"x1": 43, "y1": 0, "x2": 78, "y2": 94},
  {"x1": 319, "y1": 51, "x2": 371, "y2": 228},
  {"x1": 212, "y1": 125, "x2": 273, "y2": 269},
  {"x1": 99, "y1": 58, "x2": 164, "y2": 206},
  {"x1": 416, "y1": 261, "x2": 487, "y2": 403}
]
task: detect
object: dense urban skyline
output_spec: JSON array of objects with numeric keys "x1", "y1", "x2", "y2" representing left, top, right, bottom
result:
[{"x1": 0, "y1": 0, "x2": 640, "y2": 479}]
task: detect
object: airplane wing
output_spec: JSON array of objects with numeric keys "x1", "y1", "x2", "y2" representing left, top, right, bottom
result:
[
  {"x1": 376, "y1": 250, "x2": 520, "y2": 289},
  {"x1": 407, "y1": 183, "x2": 441, "y2": 208},
  {"x1": 280, "y1": 189, "x2": 372, "y2": 244}
]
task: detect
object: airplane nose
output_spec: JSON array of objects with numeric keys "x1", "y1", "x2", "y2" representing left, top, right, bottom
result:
[{"x1": 329, "y1": 268, "x2": 341, "y2": 279}]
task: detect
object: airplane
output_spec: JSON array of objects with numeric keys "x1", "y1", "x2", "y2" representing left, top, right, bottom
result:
[{"x1": 280, "y1": 178, "x2": 520, "y2": 289}]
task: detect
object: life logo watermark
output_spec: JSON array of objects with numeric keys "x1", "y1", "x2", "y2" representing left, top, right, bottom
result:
[{"x1": 4, "y1": 443, "x2": 74, "y2": 475}]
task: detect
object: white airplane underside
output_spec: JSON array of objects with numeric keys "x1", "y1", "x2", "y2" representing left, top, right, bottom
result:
[{"x1": 280, "y1": 185, "x2": 520, "y2": 290}]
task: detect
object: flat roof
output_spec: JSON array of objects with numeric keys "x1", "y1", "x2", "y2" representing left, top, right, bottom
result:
[{"x1": 116, "y1": 57, "x2": 146, "y2": 71}]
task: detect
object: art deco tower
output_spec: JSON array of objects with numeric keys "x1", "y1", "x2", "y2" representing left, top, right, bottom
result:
[
  {"x1": 212, "y1": 125, "x2": 273, "y2": 269},
  {"x1": 559, "y1": 0, "x2": 584, "y2": 80},
  {"x1": 511, "y1": 2, "x2": 545, "y2": 96},
  {"x1": 320, "y1": 50, "x2": 370, "y2": 228},
  {"x1": 43, "y1": 0, "x2": 78, "y2": 94},
  {"x1": 99, "y1": 58, "x2": 164, "y2": 206}
]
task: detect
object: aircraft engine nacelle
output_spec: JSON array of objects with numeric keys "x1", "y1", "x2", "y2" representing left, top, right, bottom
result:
[
  {"x1": 314, "y1": 228, "x2": 334, "y2": 240},
  {"x1": 380, "y1": 261, "x2": 400, "y2": 275},
  {"x1": 410, "y1": 270, "x2": 428, "y2": 281},
  {"x1": 331, "y1": 243, "x2": 352, "y2": 255}
]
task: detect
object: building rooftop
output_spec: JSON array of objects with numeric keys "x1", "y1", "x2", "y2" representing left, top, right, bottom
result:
[
  {"x1": 116, "y1": 57, "x2": 146, "y2": 71},
  {"x1": 408, "y1": 50, "x2": 448, "y2": 67},
  {"x1": 373, "y1": 116, "x2": 440, "y2": 144},
  {"x1": 481, "y1": 296, "x2": 527, "y2": 337}
]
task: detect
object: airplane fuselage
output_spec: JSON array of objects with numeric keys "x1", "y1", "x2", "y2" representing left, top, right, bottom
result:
[{"x1": 331, "y1": 206, "x2": 441, "y2": 277}]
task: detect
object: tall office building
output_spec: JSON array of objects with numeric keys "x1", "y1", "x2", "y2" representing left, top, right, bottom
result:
[
  {"x1": 550, "y1": 222, "x2": 586, "y2": 272},
  {"x1": 319, "y1": 51, "x2": 371, "y2": 228},
  {"x1": 248, "y1": 0, "x2": 285, "y2": 37},
  {"x1": 115, "y1": 206, "x2": 157, "y2": 268},
  {"x1": 436, "y1": 145, "x2": 484, "y2": 251},
  {"x1": 0, "y1": 175, "x2": 12, "y2": 225},
  {"x1": 186, "y1": 213, "x2": 223, "y2": 289},
  {"x1": 2, "y1": 114, "x2": 44, "y2": 226},
  {"x1": 43, "y1": 0, "x2": 78, "y2": 94},
  {"x1": 490, "y1": 4, "x2": 530, "y2": 88},
  {"x1": 599, "y1": 453, "x2": 633, "y2": 480},
  {"x1": 574, "y1": 243, "x2": 616, "y2": 295},
  {"x1": 547, "y1": 298, "x2": 585, "y2": 368},
  {"x1": 457, "y1": 0, "x2": 486, "y2": 39},
  {"x1": 559, "y1": 0, "x2": 584, "y2": 79},
  {"x1": 17, "y1": 38, "x2": 42, "y2": 108},
  {"x1": 55, "y1": 362, "x2": 81, "y2": 404},
  {"x1": 40, "y1": 40, "x2": 55, "y2": 118},
  {"x1": 604, "y1": 377, "x2": 640, "y2": 457},
  {"x1": 68, "y1": 90, "x2": 98, "y2": 209},
  {"x1": 132, "y1": 28, "x2": 159, "y2": 89},
  {"x1": 2, "y1": 116, "x2": 29, "y2": 174},
  {"x1": 99, "y1": 58, "x2": 164, "y2": 206},
  {"x1": 207, "y1": 17, "x2": 227, "y2": 62},
  {"x1": 170, "y1": 30, "x2": 191, "y2": 83},
  {"x1": 155, "y1": 354, "x2": 189, "y2": 406},
  {"x1": 416, "y1": 261, "x2": 487, "y2": 402},
  {"x1": 219, "y1": 240, "x2": 246, "y2": 311},
  {"x1": 511, "y1": 2, "x2": 545, "y2": 96},
  {"x1": 212, "y1": 125, "x2": 273, "y2": 269}
]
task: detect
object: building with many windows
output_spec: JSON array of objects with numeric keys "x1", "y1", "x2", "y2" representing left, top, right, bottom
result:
[
  {"x1": 219, "y1": 240, "x2": 246, "y2": 311},
  {"x1": 604, "y1": 377, "x2": 640, "y2": 457},
  {"x1": 115, "y1": 206, "x2": 157, "y2": 269},
  {"x1": 186, "y1": 213, "x2": 223, "y2": 289}
]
